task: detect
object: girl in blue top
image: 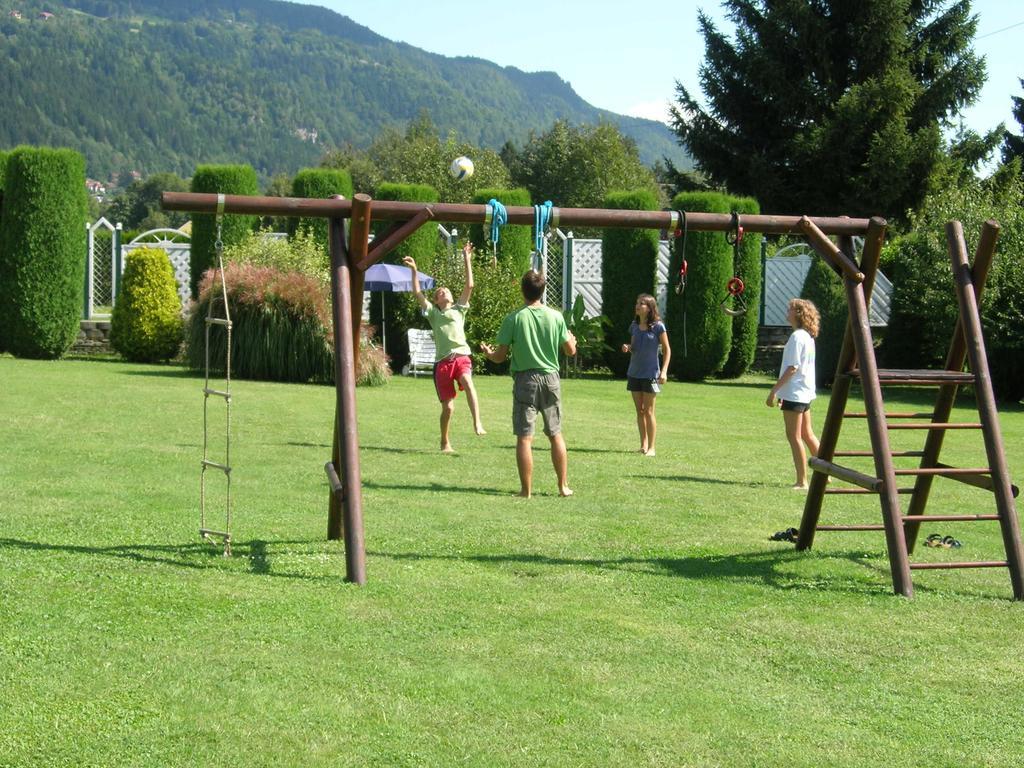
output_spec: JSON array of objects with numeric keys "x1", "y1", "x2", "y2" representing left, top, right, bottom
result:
[{"x1": 621, "y1": 294, "x2": 671, "y2": 456}]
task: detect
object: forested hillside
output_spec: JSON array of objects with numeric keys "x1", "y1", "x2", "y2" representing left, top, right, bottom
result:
[{"x1": 0, "y1": 0, "x2": 687, "y2": 179}]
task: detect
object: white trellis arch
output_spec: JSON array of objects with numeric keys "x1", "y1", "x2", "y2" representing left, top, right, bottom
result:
[
  {"x1": 123, "y1": 228, "x2": 192, "y2": 307},
  {"x1": 84, "y1": 217, "x2": 122, "y2": 319}
]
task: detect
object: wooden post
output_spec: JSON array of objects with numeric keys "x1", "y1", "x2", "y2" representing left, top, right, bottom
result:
[
  {"x1": 946, "y1": 221, "x2": 1024, "y2": 600},
  {"x1": 328, "y1": 215, "x2": 366, "y2": 585},
  {"x1": 801, "y1": 218, "x2": 912, "y2": 596},
  {"x1": 798, "y1": 218, "x2": 887, "y2": 549},
  {"x1": 903, "y1": 221, "x2": 1000, "y2": 552}
]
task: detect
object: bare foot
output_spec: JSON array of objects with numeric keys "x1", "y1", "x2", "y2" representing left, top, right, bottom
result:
[
  {"x1": 791, "y1": 483, "x2": 808, "y2": 491},
  {"x1": 644, "y1": 449, "x2": 656, "y2": 457},
  {"x1": 639, "y1": 446, "x2": 648, "y2": 454},
  {"x1": 515, "y1": 490, "x2": 531, "y2": 499},
  {"x1": 559, "y1": 486, "x2": 574, "y2": 497},
  {"x1": 475, "y1": 424, "x2": 487, "y2": 435},
  {"x1": 441, "y1": 444, "x2": 455, "y2": 454}
]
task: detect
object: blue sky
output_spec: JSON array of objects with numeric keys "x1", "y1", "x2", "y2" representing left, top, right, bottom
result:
[{"x1": 298, "y1": 0, "x2": 1022, "y2": 138}]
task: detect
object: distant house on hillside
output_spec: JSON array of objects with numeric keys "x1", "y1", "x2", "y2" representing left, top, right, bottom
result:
[
  {"x1": 86, "y1": 179, "x2": 107, "y2": 198},
  {"x1": 8, "y1": 10, "x2": 23, "y2": 19},
  {"x1": 39, "y1": 11, "x2": 55, "y2": 20}
]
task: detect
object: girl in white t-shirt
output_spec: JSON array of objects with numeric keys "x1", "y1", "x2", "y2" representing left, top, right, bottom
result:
[{"x1": 766, "y1": 299, "x2": 821, "y2": 489}]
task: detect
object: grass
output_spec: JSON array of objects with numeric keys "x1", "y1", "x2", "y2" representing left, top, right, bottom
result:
[{"x1": 1, "y1": 354, "x2": 1023, "y2": 767}]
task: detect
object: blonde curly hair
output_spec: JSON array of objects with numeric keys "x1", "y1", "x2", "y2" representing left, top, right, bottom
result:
[{"x1": 789, "y1": 298, "x2": 820, "y2": 338}]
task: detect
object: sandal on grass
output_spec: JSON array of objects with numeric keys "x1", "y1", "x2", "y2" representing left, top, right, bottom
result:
[
  {"x1": 924, "y1": 533, "x2": 943, "y2": 548},
  {"x1": 769, "y1": 527, "x2": 799, "y2": 543},
  {"x1": 941, "y1": 535, "x2": 963, "y2": 549}
]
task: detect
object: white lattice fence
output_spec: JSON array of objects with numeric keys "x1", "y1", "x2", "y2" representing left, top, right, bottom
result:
[
  {"x1": 122, "y1": 228, "x2": 192, "y2": 307},
  {"x1": 569, "y1": 237, "x2": 671, "y2": 318}
]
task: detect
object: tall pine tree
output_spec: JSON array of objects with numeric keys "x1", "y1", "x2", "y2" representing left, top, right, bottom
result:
[
  {"x1": 670, "y1": 1, "x2": 986, "y2": 219},
  {"x1": 1003, "y1": 78, "x2": 1024, "y2": 167}
]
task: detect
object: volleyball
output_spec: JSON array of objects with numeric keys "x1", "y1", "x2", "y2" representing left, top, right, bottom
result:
[{"x1": 449, "y1": 156, "x2": 474, "y2": 181}]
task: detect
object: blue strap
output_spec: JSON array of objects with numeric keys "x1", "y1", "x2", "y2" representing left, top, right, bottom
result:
[
  {"x1": 488, "y1": 198, "x2": 507, "y2": 247},
  {"x1": 534, "y1": 200, "x2": 553, "y2": 253}
]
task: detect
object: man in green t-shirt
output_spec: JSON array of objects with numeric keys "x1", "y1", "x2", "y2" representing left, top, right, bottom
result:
[
  {"x1": 404, "y1": 243, "x2": 485, "y2": 453},
  {"x1": 481, "y1": 270, "x2": 577, "y2": 498}
]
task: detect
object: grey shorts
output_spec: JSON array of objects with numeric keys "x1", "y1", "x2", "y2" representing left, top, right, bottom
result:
[{"x1": 512, "y1": 371, "x2": 562, "y2": 437}]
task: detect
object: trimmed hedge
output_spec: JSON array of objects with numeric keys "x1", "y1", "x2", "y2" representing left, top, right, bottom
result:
[
  {"x1": 665, "y1": 191, "x2": 733, "y2": 380},
  {"x1": 720, "y1": 195, "x2": 763, "y2": 378},
  {"x1": 0, "y1": 146, "x2": 87, "y2": 359},
  {"x1": 468, "y1": 187, "x2": 532, "y2": 274},
  {"x1": 800, "y1": 254, "x2": 847, "y2": 388},
  {"x1": 189, "y1": 164, "x2": 259, "y2": 299},
  {"x1": 287, "y1": 167, "x2": 354, "y2": 247},
  {"x1": 110, "y1": 247, "x2": 183, "y2": 362},
  {"x1": 600, "y1": 189, "x2": 660, "y2": 376},
  {"x1": 369, "y1": 182, "x2": 439, "y2": 371}
]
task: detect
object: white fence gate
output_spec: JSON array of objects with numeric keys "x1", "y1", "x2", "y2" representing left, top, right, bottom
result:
[
  {"x1": 84, "y1": 217, "x2": 122, "y2": 319},
  {"x1": 84, "y1": 223, "x2": 192, "y2": 316},
  {"x1": 122, "y1": 228, "x2": 192, "y2": 307}
]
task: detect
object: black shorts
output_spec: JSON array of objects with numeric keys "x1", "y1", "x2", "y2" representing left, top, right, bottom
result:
[
  {"x1": 626, "y1": 377, "x2": 661, "y2": 394},
  {"x1": 780, "y1": 400, "x2": 811, "y2": 413}
]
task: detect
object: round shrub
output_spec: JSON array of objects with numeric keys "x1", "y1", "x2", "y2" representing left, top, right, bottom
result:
[
  {"x1": 288, "y1": 167, "x2": 354, "y2": 247},
  {"x1": 720, "y1": 195, "x2": 762, "y2": 378},
  {"x1": 0, "y1": 146, "x2": 87, "y2": 359},
  {"x1": 468, "y1": 187, "x2": 532, "y2": 274},
  {"x1": 665, "y1": 191, "x2": 733, "y2": 380},
  {"x1": 189, "y1": 164, "x2": 260, "y2": 299},
  {"x1": 601, "y1": 189, "x2": 660, "y2": 377},
  {"x1": 110, "y1": 247, "x2": 184, "y2": 362}
]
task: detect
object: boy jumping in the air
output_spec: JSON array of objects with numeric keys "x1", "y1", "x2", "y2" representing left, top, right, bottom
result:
[{"x1": 403, "y1": 243, "x2": 485, "y2": 453}]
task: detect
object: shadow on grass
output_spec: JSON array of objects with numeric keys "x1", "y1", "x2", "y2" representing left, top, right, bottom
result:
[
  {"x1": 120, "y1": 367, "x2": 199, "y2": 379},
  {"x1": 634, "y1": 473, "x2": 771, "y2": 487},
  {"x1": 363, "y1": 480, "x2": 509, "y2": 496},
  {"x1": 370, "y1": 546, "x2": 940, "y2": 597},
  {"x1": 0, "y1": 537, "x2": 343, "y2": 582}
]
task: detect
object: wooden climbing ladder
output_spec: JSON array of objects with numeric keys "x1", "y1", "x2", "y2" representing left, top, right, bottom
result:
[{"x1": 794, "y1": 216, "x2": 1024, "y2": 599}]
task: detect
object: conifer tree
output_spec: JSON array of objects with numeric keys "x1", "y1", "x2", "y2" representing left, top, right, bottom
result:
[{"x1": 671, "y1": 0, "x2": 986, "y2": 219}]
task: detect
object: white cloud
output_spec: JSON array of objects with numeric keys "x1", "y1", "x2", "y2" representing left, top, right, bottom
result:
[{"x1": 623, "y1": 99, "x2": 672, "y2": 124}]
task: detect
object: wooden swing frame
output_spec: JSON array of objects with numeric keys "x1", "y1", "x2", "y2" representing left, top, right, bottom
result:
[{"x1": 162, "y1": 192, "x2": 1022, "y2": 598}]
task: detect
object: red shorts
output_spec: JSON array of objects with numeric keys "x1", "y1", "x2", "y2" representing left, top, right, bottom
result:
[{"x1": 434, "y1": 354, "x2": 473, "y2": 402}]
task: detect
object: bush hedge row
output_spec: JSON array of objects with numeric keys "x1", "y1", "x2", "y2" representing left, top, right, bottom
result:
[
  {"x1": 287, "y1": 167, "x2": 353, "y2": 247},
  {"x1": 665, "y1": 191, "x2": 734, "y2": 380},
  {"x1": 600, "y1": 189, "x2": 660, "y2": 376},
  {"x1": 720, "y1": 196, "x2": 762, "y2": 378},
  {"x1": 369, "y1": 182, "x2": 439, "y2": 371},
  {"x1": 0, "y1": 146, "x2": 87, "y2": 358},
  {"x1": 189, "y1": 164, "x2": 259, "y2": 298}
]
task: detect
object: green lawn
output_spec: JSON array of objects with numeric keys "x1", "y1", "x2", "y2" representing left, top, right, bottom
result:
[{"x1": 2, "y1": 355, "x2": 1022, "y2": 767}]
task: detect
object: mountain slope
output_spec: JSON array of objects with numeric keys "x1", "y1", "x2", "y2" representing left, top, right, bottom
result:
[{"x1": 0, "y1": 0, "x2": 688, "y2": 179}]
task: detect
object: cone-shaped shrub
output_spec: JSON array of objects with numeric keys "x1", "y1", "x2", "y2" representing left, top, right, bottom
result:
[
  {"x1": 287, "y1": 167, "x2": 353, "y2": 247},
  {"x1": 801, "y1": 254, "x2": 846, "y2": 388},
  {"x1": 665, "y1": 192, "x2": 733, "y2": 380},
  {"x1": 189, "y1": 164, "x2": 259, "y2": 298},
  {"x1": 0, "y1": 146, "x2": 87, "y2": 358},
  {"x1": 369, "y1": 182, "x2": 438, "y2": 371},
  {"x1": 601, "y1": 189, "x2": 660, "y2": 376},
  {"x1": 110, "y1": 247, "x2": 183, "y2": 362},
  {"x1": 720, "y1": 195, "x2": 763, "y2": 378},
  {"x1": 468, "y1": 187, "x2": 532, "y2": 274}
]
